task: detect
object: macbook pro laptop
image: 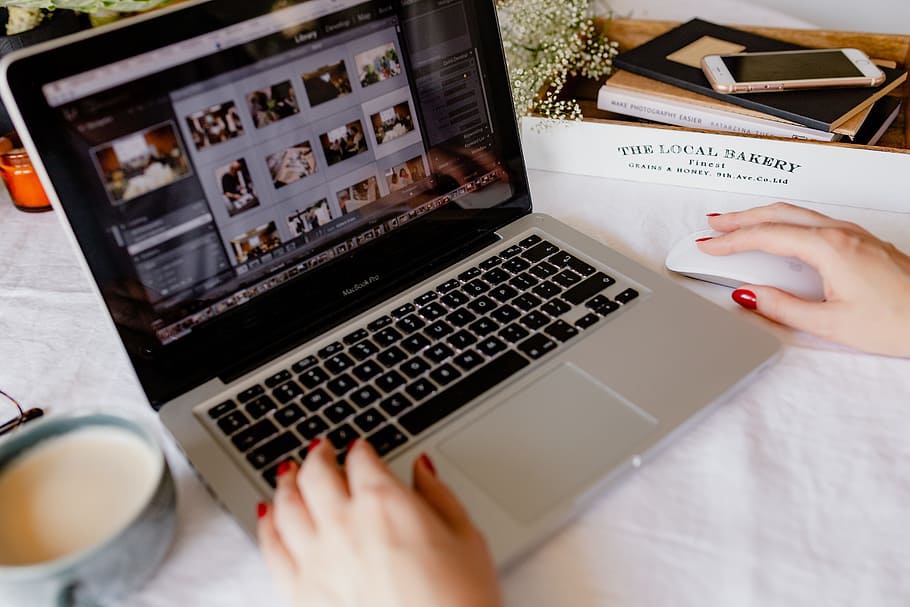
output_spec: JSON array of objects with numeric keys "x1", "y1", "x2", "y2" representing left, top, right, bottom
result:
[{"x1": 1, "y1": 0, "x2": 779, "y2": 564}]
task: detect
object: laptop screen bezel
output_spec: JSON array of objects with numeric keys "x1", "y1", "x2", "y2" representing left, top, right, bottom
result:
[{"x1": 3, "y1": 0, "x2": 532, "y2": 408}]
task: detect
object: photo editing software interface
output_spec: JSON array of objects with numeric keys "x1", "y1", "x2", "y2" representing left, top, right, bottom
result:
[{"x1": 42, "y1": 0, "x2": 504, "y2": 345}]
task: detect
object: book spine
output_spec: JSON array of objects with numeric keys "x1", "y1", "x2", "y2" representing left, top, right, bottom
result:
[{"x1": 597, "y1": 86, "x2": 839, "y2": 142}]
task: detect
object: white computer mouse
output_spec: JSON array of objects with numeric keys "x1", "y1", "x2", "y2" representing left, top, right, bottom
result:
[{"x1": 665, "y1": 229, "x2": 826, "y2": 301}]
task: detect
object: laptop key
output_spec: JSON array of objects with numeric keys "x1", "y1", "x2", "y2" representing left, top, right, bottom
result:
[
  {"x1": 447, "y1": 330, "x2": 477, "y2": 350},
  {"x1": 217, "y1": 410, "x2": 249, "y2": 435},
  {"x1": 376, "y1": 371, "x2": 407, "y2": 393},
  {"x1": 522, "y1": 241, "x2": 559, "y2": 262},
  {"x1": 528, "y1": 261, "x2": 558, "y2": 280},
  {"x1": 302, "y1": 388, "x2": 331, "y2": 412},
  {"x1": 509, "y1": 272, "x2": 538, "y2": 289},
  {"x1": 367, "y1": 424, "x2": 408, "y2": 457},
  {"x1": 414, "y1": 291, "x2": 438, "y2": 306},
  {"x1": 545, "y1": 320, "x2": 580, "y2": 343},
  {"x1": 406, "y1": 378, "x2": 436, "y2": 401},
  {"x1": 299, "y1": 366, "x2": 330, "y2": 388},
  {"x1": 491, "y1": 304, "x2": 521, "y2": 323},
  {"x1": 467, "y1": 295, "x2": 496, "y2": 315},
  {"x1": 343, "y1": 328, "x2": 369, "y2": 345},
  {"x1": 246, "y1": 395, "x2": 277, "y2": 419},
  {"x1": 565, "y1": 256, "x2": 596, "y2": 277},
  {"x1": 519, "y1": 234, "x2": 542, "y2": 248},
  {"x1": 440, "y1": 290, "x2": 470, "y2": 309},
  {"x1": 318, "y1": 342, "x2": 344, "y2": 359},
  {"x1": 468, "y1": 317, "x2": 499, "y2": 336},
  {"x1": 517, "y1": 334, "x2": 558, "y2": 359},
  {"x1": 379, "y1": 393, "x2": 413, "y2": 416},
  {"x1": 500, "y1": 245, "x2": 523, "y2": 258},
  {"x1": 392, "y1": 303, "x2": 416, "y2": 318},
  {"x1": 457, "y1": 267, "x2": 481, "y2": 281},
  {"x1": 562, "y1": 272, "x2": 616, "y2": 305},
  {"x1": 489, "y1": 284, "x2": 519, "y2": 303},
  {"x1": 616, "y1": 288, "x2": 640, "y2": 305},
  {"x1": 374, "y1": 327, "x2": 404, "y2": 347},
  {"x1": 273, "y1": 381, "x2": 303, "y2": 404},
  {"x1": 593, "y1": 299, "x2": 620, "y2": 316},
  {"x1": 425, "y1": 320, "x2": 455, "y2": 339},
  {"x1": 462, "y1": 279, "x2": 491, "y2": 296},
  {"x1": 367, "y1": 315, "x2": 393, "y2": 331},
  {"x1": 478, "y1": 336, "x2": 507, "y2": 357},
  {"x1": 396, "y1": 314, "x2": 426, "y2": 334},
  {"x1": 532, "y1": 281, "x2": 562, "y2": 299},
  {"x1": 291, "y1": 355, "x2": 318, "y2": 374},
  {"x1": 265, "y1": 370, "x2": 292, "y2": 388},
  {"x1": 350, "y1": 386, "x2": 381, "y2": 409},
  {"x1": 479, "y1": 256, "x2": 501, "y2": 270},
  {"x1": 275, "y1": 403, "x2": 305, "y2": 427},
  {"x1": 377, "y1": 345, "x2": 408, "y2": 367},
  {"x1": 352, "y1": 360, "x2": 383, "y2": 382},
  {"x1": 247, "y1": 432, "x2": 302, "y2": 470},
  {"x1": 513, "y1": 293, "x2": 542, "y2": 312},
  {"x1": 430, "y1": 363, "x2": 462, "y2": 386},
  {"x1": 437, "y1": 279, "x2": 461, "y2": 293},
  {"x1": 482, "y1": 268, "x2": 510, "y2": 286},
  {"x1": 425, "y1": 343, "x2": 454, "y2": 364},
  {"x1": 552, "y1": 269, "x2": 583, "y2": 288},
  {"x1": 418, "y1": 302, "x2": 447, "y2": 321},
  {"x1": 401, "y1": 333, "x2": 431, "y2": 354},
  {"x1": 327, "y1": 373, "x2": 357, "y2": 397},
  {"x1": 327, "y1": 423, "x2": 359, "y2": 449},
  {"x1": 325, "y1": 401, "x2": 356, "y2": 424},
  {"x1": 452, "y1": 349, "x2": 484, "y2": 370},
  {"x1": 209, "y1": 400, "x2": 236, "y2": 419},
  {"x1": 350, "y1": 339, "x2": 379, "y2": 361},
  {"x1": 586, "y1": 294, "x2": 611, "y2": 310},
  {"x1": 502, "y1": 257, "x2": 531, "y2": 274},
  {"x1": 540, "y1": 298, "x2": 571, "y2": 318},
  {"x1": 297, "y1": 415, "x2": 329, "y2": 440},
  {"x1": 520, "y1": 311, "x2": 550, "y2": 330},
  {"x1": 401, "y1": 356, "x2": 430, "y2": 378},
  {"x1": 399, "y1": 351, "x2": 530, "y2": 435},
  {"x1": 447, "y1": 308, "x2": 477, "y2": 327},
  {"x1": 237, "y1": 384, "x2": 265, "y2": 403},
  {"x1": 354, "y1": 408, "x2": 386, "y2": 433},
  {"x1": 325, "y1": 353, "x2": 355, "y2": 375},
  {"x1": 499, "y1": 323, "x2": 530, "y2": 343},
  {"x1": 576, "y1": 313, "x2": 601, "y2": 330},
  {"x1": 232, "y1": 419, "x2": 278, "y2": 452}
]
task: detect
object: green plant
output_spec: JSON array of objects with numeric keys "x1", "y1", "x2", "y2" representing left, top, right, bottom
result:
[
  {"x1": 497, "y1": 0, "x2": 617, "y2": 121},
  {"x1": 2, "y1": 0, "x2": 169, "y2": 34}
]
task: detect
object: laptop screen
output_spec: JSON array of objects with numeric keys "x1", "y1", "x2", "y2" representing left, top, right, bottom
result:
[
  {"x1": 39, "y1": 0, "x2": 510, "y2": 345},
  {"x1": 5, "y1": 0, "x2": 530, "y2": 405}
]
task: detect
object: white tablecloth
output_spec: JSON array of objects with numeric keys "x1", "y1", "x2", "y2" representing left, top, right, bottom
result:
[{"x1": 2, "y1": 3, "x2": 909, "y2": 606}]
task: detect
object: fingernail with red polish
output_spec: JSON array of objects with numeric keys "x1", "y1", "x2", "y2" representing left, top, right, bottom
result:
[
  {"x1": 346, "y1": 438, "x2": 358, "y2": 453},
  {"x1": 695, "y1": 237, "x2": 713, "y2": 243},
  {"x1": 732, "y1": 289, "x2": 758, "y2": 310},
  {"x1": 706, "y1": 213, "x2": 722, "y2": 217},
  {"x1": 419, "y1": 453, "x2": 436, "y2": 477},
  {"x1": 307, "y1": 438, "x2": 322, "y2": 453},
  {"x1": 277, "y1": 460, "x2": 292, "y2": 477},
  {"x1": 257, "y1": 502, "x2": 268, "y2": 519}
]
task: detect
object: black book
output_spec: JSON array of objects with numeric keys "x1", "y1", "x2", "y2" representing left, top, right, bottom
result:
[{"x1": 613, "y1": 19, "x2": 907, "y2": 132}]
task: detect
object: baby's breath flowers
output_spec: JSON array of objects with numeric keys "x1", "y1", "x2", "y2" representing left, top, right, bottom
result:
[{"x1": 498, "y1": 0, "x2": 617, "y2": 121}]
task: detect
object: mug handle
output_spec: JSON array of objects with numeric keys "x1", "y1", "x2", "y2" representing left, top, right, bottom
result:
[{"x1": 57, "y1": 581, "x2": 98, "y2": 607}]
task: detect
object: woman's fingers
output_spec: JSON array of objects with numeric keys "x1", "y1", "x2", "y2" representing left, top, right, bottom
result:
[
  {"x1": 345, "y1": 439, "x2": 406, "y2": 496},
  {"x1": 271, "y1": 460, "x2": 315, "y2": 562},
  {"x1": 412, "y1": 454, "x2": 474, "y2": 535},
  {"x1": 708, "y1": 202, "x2": 870, "y2": 235},
  {"x1": 297, "y1": 440, "x2": 350, "y2": 524},
  {"x1": 732, "y1": 285, "x2": 834, "y2": 339},
  {"x1": 257, "y1": 503, "x2": 299, "y2": 594},
  {"x1": 698, "y1": 222, "x2": 837, "y2": 275}
]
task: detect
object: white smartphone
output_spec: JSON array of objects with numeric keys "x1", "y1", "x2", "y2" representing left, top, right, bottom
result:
[{"x1": 701, "y1": 48, "x2": 886, "y2": 94}]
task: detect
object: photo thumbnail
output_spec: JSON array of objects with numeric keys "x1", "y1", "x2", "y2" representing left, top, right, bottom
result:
[
  {"x1": 93, "y1": 122, "x2": 190, "y2": 204},
  {"x1": 230, "y1": 221, "x2": 282, "y2": 264},
  {"x1": 319, "y1": 119, "x2": 369, "y2": 166},
  {"x1": 216, "y1": 158, "x2": 260, "y2": 217},
  {"x1": 267, "y1": 141, "x2": 317, "y2": 189},
  {"x1": 370, "y1": 101, "x2": 415, "y2": 145},
  {"x1": 286, "y1": 198, "x2": 336, "y2": 236},
  {"x1": 185, "y1": 101, "x2": 245, "y2": 150},
  {"x1": 336, "y1": 175, "x2": 380, "y2": 213},
  {"x1": 303, "y1": 60, "x2": 353, "y2": 107},
  {"x1": 354, "y1": 42, "x2": 401, "y2": 88},
  {"x1": 247, "y1": 80, "x2": 300, "y2": 129},
  {"x1": 385, "y1": 156, "x2": 427, "y2": 193}
]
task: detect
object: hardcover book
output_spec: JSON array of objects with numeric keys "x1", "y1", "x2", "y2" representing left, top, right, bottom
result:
[{"x1": 613, "y1": 19, "x2": 908, "y2": 132}]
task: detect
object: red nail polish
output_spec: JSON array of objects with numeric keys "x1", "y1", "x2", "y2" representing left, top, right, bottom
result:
[
  {"x1": 419, "y1": 453, "x2": 436, "y2": 477},
  {"x1": 695, "y1": 237, "x2": 713, "y2": 243},
  {"x1": 706, "y1": 213, "x2": 722, "y2": 217},
  {"x1": 732, "y1": 289, "x2": 758, "y2": 310},
  {"x1": 346, "y1": 439, "x2": 358, "y2": 453},
  {"x1": 257, "y1": 502, "x2": 268, "y2": 519},
  {"x1": 277, "y1": 460, "x2": 292, "y2": 477},
  {"x1": 306, "y1": 438, "x2": 322, "y2": 453}
]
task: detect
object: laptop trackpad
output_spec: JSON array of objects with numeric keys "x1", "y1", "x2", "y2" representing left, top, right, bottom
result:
[{"x1": 438, "y1": 364, "x2": 658, "y2": 523}]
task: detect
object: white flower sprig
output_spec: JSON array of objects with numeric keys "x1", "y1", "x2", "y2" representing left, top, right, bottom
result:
[{"x1": 497, "y1": 0, "x2": 618, "y2": 121}]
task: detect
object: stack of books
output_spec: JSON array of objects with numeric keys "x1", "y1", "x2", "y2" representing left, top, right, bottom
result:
[{"x1": 599, "y1": 19, "x2": 907, "y2": 146}]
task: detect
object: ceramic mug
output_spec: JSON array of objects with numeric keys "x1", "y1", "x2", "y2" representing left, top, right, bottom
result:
[{"x1": 0, "y1": 413, "x2": 177, "y2": 606}]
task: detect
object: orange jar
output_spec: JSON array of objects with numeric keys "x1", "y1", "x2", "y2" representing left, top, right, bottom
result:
[{"x1": 0, "y1": 143, "x2": 51, "y2": 213}]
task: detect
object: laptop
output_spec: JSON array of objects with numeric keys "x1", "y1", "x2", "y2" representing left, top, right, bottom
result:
[{"x1": 1, "y1": 0, "x2": 779, "y2": 565}]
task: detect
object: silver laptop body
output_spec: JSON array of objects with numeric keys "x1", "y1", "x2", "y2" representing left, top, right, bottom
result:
[{"x1": 1, "y1": 0, "x2": 779, "y2": 566}]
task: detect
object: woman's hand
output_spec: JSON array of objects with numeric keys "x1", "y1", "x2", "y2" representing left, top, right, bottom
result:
[
  {"x1": 257, "y1": 439, "x2": 503, "y2": 607},
  {"x1": 700, "y1": 202, "x2": 910, "y2": 357}
]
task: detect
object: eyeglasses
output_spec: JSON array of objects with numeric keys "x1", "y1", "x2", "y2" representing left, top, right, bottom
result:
[{"x1": 0, "y1": 389, "x2": 44, "y2": 438}]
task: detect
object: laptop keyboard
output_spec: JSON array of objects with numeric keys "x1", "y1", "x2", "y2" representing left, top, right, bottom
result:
[{"x1": 204, "y1": 233, "x2": 642, "y2": 489}]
